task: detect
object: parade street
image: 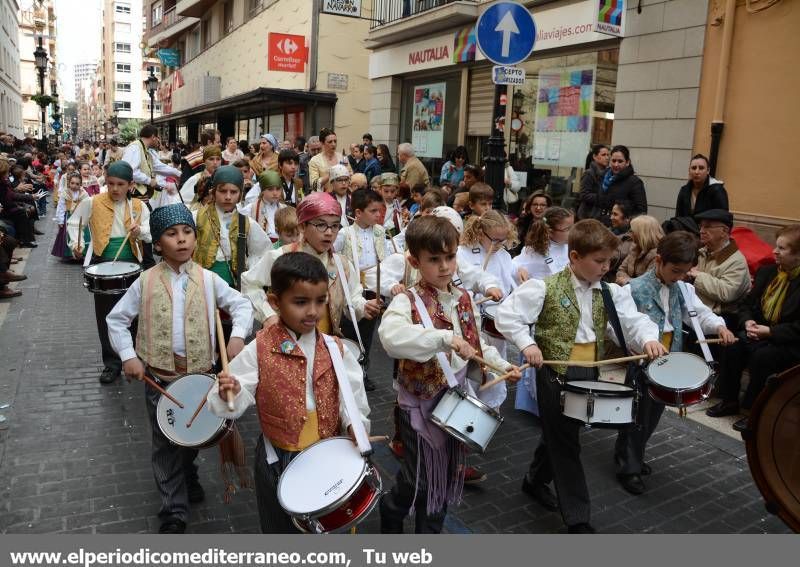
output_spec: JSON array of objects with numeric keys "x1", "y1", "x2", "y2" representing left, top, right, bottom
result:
[{"x1": 0, "y1": 224, "x2": 790, "y2": 535}]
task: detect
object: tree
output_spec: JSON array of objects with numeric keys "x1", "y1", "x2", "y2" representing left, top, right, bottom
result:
[{"x1": 119, "y1": 119, "x2": 142, "y2": 143}]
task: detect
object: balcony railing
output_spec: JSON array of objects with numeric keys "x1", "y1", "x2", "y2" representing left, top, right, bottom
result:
[
  {"x1": 149, "y1": 6, "x2": 182, "y2": 37},
  {"x1": 371, "y1": 0, "x2": 478, "y2": 29}
]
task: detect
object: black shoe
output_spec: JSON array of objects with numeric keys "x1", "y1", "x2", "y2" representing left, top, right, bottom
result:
[
  {"x1": 706, "y1": 400, "x2": 739, "y2": 417},
  {"x1": 19, "y1": 242, "x2": 37, "y2": 248},
  {"x1": 34, "y1": 229, "x2": 45, "y2": 235},
  {"x1": 641, "y1": 462, "x2": 652, "y2": 476},
  {"x1": 521, "y1": 476, "x2": 559, "y2": 511},
  {"x1": 732, "y1": 417, "x2": 749, "y2": 433},
  {"x1": 363, "y1": 376, "x2": 376, "y2": 392},
  {"x1": 99, "y1": 367, "x2": 120, "y2": 384},
  {"x1": 567, "y1": 522, "x2": 596, "y2": 534},
  {"x1": 617, "y1": 473, "x2": 646, "y2": 495},
  {"x1": 186, "y1": 479, "x2": 205, "y2": 504},
  {"x1": 158, "y1": 518, "x2": 186, "y2": 534}
]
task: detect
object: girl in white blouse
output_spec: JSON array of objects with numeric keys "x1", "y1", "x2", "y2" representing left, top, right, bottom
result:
[{"x1": 512, "y1": 206, "x2": 574, "y2": 284}]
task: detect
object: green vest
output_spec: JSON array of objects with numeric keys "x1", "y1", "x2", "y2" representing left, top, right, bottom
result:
[{"x1": 534, "y1": 268, "x2": 607, "y2": 376}]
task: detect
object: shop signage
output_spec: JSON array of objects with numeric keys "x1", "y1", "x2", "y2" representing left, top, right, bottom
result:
[
  {"x1": 322, "y1": 0, "x2": 362, "y2": 18},
  {"x1": 157, "y1": 48, "x2": 180, "y2": 68},
  {"x1": 476, "y1": 2, "x2": 537, "y2": 65},
  {"x1": 492, "y1": 65, "x2": 526, "y2": 86},
  {"x1": 327, "y1": 73, "x2": 349, "y2": 90},
  {"x1": 268, "y1": 33, "x2": 308, "y2": 73},
  {"x1": 594, "y1": 0, "x2": 625, "y2": 37}
]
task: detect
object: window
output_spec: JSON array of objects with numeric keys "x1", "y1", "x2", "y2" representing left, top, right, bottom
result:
[
  {"x1": 115, "y1": 3, "x2": 131, "y2": 15},
  {"x1": 115, "y1": 63, "x2": 131, "y2": 73},
  {"x1": 114, "y1": 42, "x2": 131, "y2": 53},
  {"x1": 248, "y1": 0, "x2": 264, "y2": 17},
  {"x1": 222, "y1": 1, "x2": 234, "y2": 34},
  {"x1": 113, "y1": 101, "x2": 131, "y2": 112},
  {"x1": 202, "y1": 17, "x2": 212, "y2": 49},
  {"x1": 115, "y1": 22, "x2": 131, "y2": 33},
  {"x1": 115, "y1": 82, "x2": 131, "y2": 92},
  {"x1": 151, "y1": 2, "x2": 163, "y2": 26},
  {"x1": 146, "y1": 65, "x2": 159, "y2": 78}
]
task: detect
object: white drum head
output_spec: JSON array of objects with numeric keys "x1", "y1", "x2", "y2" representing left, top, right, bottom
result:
[
  {"x1": 566, "y1": 380, "x2": 633, "y2": 393},
  {"x1": 647, "y1": 352, "x2": 711, "y2": 390},
  {"x1": 278, "y1": 437, "x2": 366, "y2": 515},
  {"x1": 156, "y1": 374, "x2": 225, "y2": 447},
  {"x1": 86, "y1": 261, "x2": 140, "y2": 276}
]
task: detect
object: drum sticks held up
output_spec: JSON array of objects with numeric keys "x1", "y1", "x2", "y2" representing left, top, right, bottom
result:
[{"x1": 215, "y1": 311, "x2": 236, "y2": 412}]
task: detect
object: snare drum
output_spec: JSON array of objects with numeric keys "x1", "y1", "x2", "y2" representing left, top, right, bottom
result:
[
  {"x1": 480, "y1": 304, "x2": 504, "y2": 339},
  {"x1": 560, "y1": 380, "x2": 636, "y2": 427},
  {"x1": 83, "y1": 261, "x2": 142, "y2": 294},
  {"x1": 156, "y1": 373, "x2": 233, "y2": 448},
  {"x1": 430, "y1": 387, "x2": 503, "y2": 453},
  {"x1": 645, "y1": 352, "x2": 713, "y2": 408},
  {"x1": 278, "y1": 437, "x2": 382, "y2": 533}
]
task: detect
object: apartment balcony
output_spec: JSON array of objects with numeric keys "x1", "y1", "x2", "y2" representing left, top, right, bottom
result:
[
  {"x1": 367, "y1": 0, "x2": 479, "y2": 48},
  {"x1": 176, "y1": 0, "x2": 217, "y2": 18},
  {"x1": 147, "y1": 6, "x2": 199, "y2": 49}
]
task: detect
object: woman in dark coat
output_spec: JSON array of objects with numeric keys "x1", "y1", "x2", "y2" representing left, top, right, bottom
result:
[
  {"x1": 675, "y1": 154, "x2": 729, "y2": 218},
  {"x1": 706, "y1": 224, "x2": 800, "y2": 432},
  {"x1": 377, "y1": 144, "x2": 396, "y2": 173},
  {"x1": 576, "y1": 144, "x2": 609, "y2": 220},
  {"x1": 580, "y1": 145, "x2": 647, "y2": 227}
]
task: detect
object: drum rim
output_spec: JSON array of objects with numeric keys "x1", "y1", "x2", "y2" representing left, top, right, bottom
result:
[
  {"x1": 563, "y1": 380, "x2": 635, "y2": 397},
  {"x1": 84, "y1": 262, "x2": 142, "y2": 277},
  {"x1": 646, "y1": 352, "x2": 712, "y2": 390},
  {"x1": 156, "y1": 373, "x2": 229, "y2": 448},
  {"x1": 277, "y1": 436, "x2": 369, "y2": 517},
  {"x1": 444, "y1": 386, "x2": 503, "y2": 418},
  {"x1": 744, "y1": 363, "x2": 800, "y2": 533}
]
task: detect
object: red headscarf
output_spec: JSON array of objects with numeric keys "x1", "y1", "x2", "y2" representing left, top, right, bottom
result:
[{"x1": 296, "y1": 192, "x2": 342, "y2": 225}]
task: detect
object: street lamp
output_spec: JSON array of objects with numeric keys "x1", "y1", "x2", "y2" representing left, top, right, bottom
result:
[
  {"x1": 33, "y1": 36, "x2": 48, "y2": 148},
  {"x1": 146, "y1": 70, "x2": 158, "y2": 124}
]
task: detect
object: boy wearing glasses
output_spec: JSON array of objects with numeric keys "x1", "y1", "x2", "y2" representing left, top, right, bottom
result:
[{"x1": 242, "y1": 192, "x2": 382, "y2": 335}]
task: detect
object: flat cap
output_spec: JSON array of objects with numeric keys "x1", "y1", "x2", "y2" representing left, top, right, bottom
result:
[{"x1": 695, "y1": 208, "x2": 733, "y2": 228}]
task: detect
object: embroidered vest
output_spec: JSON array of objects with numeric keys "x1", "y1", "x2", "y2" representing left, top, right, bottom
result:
[
  {"x1": 534, "y1": 268, "x2": 607, "y2": 376},
  {"x1": 398, "y1": 283, "x2": 483, "y2": 400},
  {"x1": 135, "y1": 261, "x2": 213, "y2": 373},
  {"x1": 342, "y1": 224, "x2": 387, "y2": 270},
  {"x1": 193, "y1": 204, "x2": 249, "y2": 275},
  {"x1": 629, "y1": 269, "x2": 685, "y2": 352},
  {"x1": 65, "y1": 189, "x2": 89, "y2": 214},
  {"x1": 130, "y1": 140, "x2": 154, "y2": 197},
  {"x1": 88, "y1": 193, "x2": 142, "y2": 257},
  {"x1": 255, "y1": 324, "x2": 341, "y2": 446}
]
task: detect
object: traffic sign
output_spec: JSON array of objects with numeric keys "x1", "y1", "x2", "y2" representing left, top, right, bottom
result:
[
  {"x1": 476, "y1": 2, "x2": 536, "y2": 66},
  {"x1": 492, "y1": 65, "x2": 526, "y2": 86},
  {"x1": 51, "y1": 121, "x2": 62, "y2": 130}
]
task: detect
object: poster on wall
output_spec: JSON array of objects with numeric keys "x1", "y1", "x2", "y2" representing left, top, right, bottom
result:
[
  {"x1": 594, "y1": 0, "x2": 625, "y2": 37},
  {"x1": 411, "y1": 83, "x2": 446, "y2": 158},
  {"x1": 532, "y1": 66, "x2": 595, "y2": 168}
]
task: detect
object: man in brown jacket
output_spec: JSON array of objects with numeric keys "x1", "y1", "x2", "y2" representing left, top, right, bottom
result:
[
  {"x1": 687, "y1": 209, "x2": 751, "y2": 327},
  {"x1": 397, "y1": 143, "x2": 430, "y2": 188}
]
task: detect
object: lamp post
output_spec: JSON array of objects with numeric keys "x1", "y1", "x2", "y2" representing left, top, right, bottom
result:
[
  {"x1": 33, "y1": 36, "x2": 48, "y2": 148},
  {"x1": 146, "y1": 70, "x2": 158, "y2": 124},
  {"x1": 50, "y1": 80, "x2": 60, "y2": 142}
]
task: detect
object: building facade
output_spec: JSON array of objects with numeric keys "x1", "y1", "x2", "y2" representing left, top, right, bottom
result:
[
  {"x1": 73, "y1": 61, "x2": 97, "y2": 102},
  {"x1": 144, "y1": 0, "x2": 371, "y2": 147},
  {"x1": 0, "y1": 0, "x2": 22, "y2": 137},
  {"x1": 18, "y1": 0, "x2": 56, "y2": 139}
]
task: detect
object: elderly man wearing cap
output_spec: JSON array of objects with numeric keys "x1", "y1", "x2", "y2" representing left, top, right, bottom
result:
[
  {"x1": 686, "y1": 209, "x2": 751, "y2": 327},
  {"x1": 251, "y1": 133, "x2": 279, "y2": 177},
  {"x1": 397, "y1": 143, "x2": 430, "y2": 189}
]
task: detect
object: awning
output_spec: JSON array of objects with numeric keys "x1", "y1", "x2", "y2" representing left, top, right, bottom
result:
[{"x1": 154, "y1": 87, "x2": 338, "y2": 124}]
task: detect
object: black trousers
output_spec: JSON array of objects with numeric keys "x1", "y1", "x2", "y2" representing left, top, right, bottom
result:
[
  {"x1": 614, "y1": 377, "x2": 664, "y2": 475},
  {"x1": 253, "y1": 438, "x2": 301, "y2": 534},
  {"x1": 379, "y1": 409, "x2": 448, "y2": 534},
  {"x1": 716, "y1": 330, "x2": 798, "y2": 409},
  {"x1": 91, "y1": 256, "x2": 139, "y2": 373},
  {"x1": 527, "y1": 366, "x2": 596, "y2": 527},
  {"x1": 2, "y1": 209, "x2": 34, "y2": 242},
  {"x1": 340, "y1": 291, "x2": 379, "y2": 371}
]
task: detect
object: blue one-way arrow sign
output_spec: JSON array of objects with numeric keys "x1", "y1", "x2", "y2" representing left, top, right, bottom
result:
[{"x1": 476, "y1": 2, "x2": 536, "y2": 66}]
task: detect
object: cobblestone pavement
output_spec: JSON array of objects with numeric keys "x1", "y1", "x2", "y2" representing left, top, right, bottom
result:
[{"x1": 0, "y1": 223, "x2": 790, "y2": 534}]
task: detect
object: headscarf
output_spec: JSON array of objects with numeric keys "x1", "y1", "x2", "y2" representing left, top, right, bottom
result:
[
  {"x1": 261, "y1": 133, "x2": 278, "y2": 151},
  {"x1": 296, "y1": 192, "x2": 342, "y2": 225},
  {"x1": 212, "y1": 165, "x2": 244, "y2": 190},
  {"x1": 150, "y1": 204, "x2": 196, "y2": 243},
  {"x1": 258, "y1": 170, "x2": 281, "y2": 189},
  {"x1": 761, "y1": 264, "x2": 800, "y2": 324},
  {"x1": 106, "y1": 160, "x2": 133, "y2": 182},
  {"x1": 203, "y1": 145, "x2": 223, "y2": 160}
]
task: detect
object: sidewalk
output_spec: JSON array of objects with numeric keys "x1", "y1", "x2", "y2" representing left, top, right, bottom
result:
[{"x1": 0, "y1": 223, "x2": 789, "y2": 534}]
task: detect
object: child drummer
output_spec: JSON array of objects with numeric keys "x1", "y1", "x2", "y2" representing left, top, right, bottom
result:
[
  {"x1": 378, "y1": 215, "x2": 522, "y2": 533},
  {"x1": 615, "y1": 231, "x2": 735, "y2": 495},
  {"x1": 68, "y1": 161, "x2": 151, "y2": 384},
  {"x1": 106, "y1": 203, "x2": 253, "y2": 534},
  {"x1": 211, "y1": 251, "x2": 371, "y2": 533},
  {"x1": 496, "y1": 219, "x2": 666, "y2": 533}
]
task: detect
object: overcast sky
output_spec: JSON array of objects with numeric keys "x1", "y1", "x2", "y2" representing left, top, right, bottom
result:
[{"x1": 54, "y1": 0, "x2": 102, "y2": 101}]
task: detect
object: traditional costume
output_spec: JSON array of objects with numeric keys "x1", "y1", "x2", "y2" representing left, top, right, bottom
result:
[
  {"x1": 241, "y1": 170, "x2": 286, "y2": 242},
  {"x1": 51, "y1": 184, "x2": 90, "y2": 259}
]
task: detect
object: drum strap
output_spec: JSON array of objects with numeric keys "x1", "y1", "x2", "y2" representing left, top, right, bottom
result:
[
  {"x1": 332, "y1": 253, "x2": 366, "y2": 354},
  {"x1": 409, "y1": 288, "x2": 460, "y2": 390},
  {"x1": 322, "y1": 334, "x2": 372, "y2": 456},
  {"x1": 235, "y1": 213, "x2": 247, "y2": 291},
  {"x1": 677, "y1": 281, "x2": 713, "y2": 363},
  {"x1": 601, "y1": 283, "x2": 642, "y2": 390}
]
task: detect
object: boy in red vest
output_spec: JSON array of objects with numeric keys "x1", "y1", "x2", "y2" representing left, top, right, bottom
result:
[
  {"x1": 212, "y1": 251, "x2": 371, "y2": 533},
  {"x1": 377, "y1": 215, "x2": 521, "y2": 533}
]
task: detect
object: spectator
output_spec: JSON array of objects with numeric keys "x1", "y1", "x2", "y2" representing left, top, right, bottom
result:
[
  {"x1": 0, "y1": 157, "x2": 37, "y2": 247},
  {"x1": 251, "y1": 133, "x2": 279, "y2": 176},
  {"x1": 447, "y1": 164, "x2": 481, "y2": 207},
  {"x1": 706, "y1": 224, "x2": 800, "y2": 432},
  {"x1": 397, "y1": 143, "x2": 430, "y2": 188},
  {"x1": 439, "y1": 146, "x2": 469, "y2": 191},
  {"x1": 362, "y1": 132, "x2": 373, "y2": 146},
  {"x1": 586, "y1": 145, "x2": 646, "y2": 227},
  {"x1": 607, "y1": 202, "x2": 634, "y2": 283},
  {"x1": 616, "y1": 215, "x2": 663, "y2": 285},
  {"x1": 0, "y1": 229, "x2": 23, "y2": 299},
  {"x1": 512, "y1": 190, "x2": 552, "y2": 256},
  {"x1": 179, "y1": 129, "x2": 216, "y2": 186},
  {"x1": 309, "y1": 128, "x2": 347, "y2": 192},
  {"x1": 512, "y1": 206, "x2": 573, "y2": 283},
  {"x1": 350, "y1": 173, "x2": 368, "y2": 192},
  {"x1": 222, "y1": 137, "x2": 245, "y2": 164},
  {"x1": 577, "y1": 144, "x2": 609, "y2": 220},
  {"x1": 686, "y1": 209, "x2": 751, "y2": 326},
  {"x1": 376, "y1": 143, "x2": 396, "y2": 173},
  {"x1": 348, "y1": 144, "x2": 365, "y2": 174},
  {"x1": 362, "y1": 144, "x2": 381, "y2": 183},
  {"x1": 675, "y1": 154, "x2": 729, "y2": 218}
]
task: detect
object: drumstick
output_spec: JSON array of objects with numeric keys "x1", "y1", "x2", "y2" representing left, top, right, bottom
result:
[
  {"x1": 474, "y1": 296, "x2": 493, "y2": 306},
  {"x1": 368, "y1": 435, "x2": 390, "y2": 443},
  {"x1": 697, "y1": 338, "x2": 738, "y2": 345},
  {"x1": 141, "y1": 374, "x2": 184, "y2": 408},
  {"x1": 479, "y1": 363, "x2": 531, "y2": 392},
  {"x1": 215, "y1": 310, "x2": 236, "y2": 412},
  {"x1": 481, "y1": 247, "x2": 496, "y2": 272},
  {"x1": 542, "y1": 353, "x2": 650, "y2": 368},
  {"x1": 111, "y1": 230, "x2": 132, "y2": 263},
  {"x1": 186, "y1": 378, "x2": 216, "y2": 428},
  {"x1": 76, "y1": 217, "x2": 82, "y2": 254},
  {"x1": 470, "y1": 354, "x2": 508, "y2": 374}
]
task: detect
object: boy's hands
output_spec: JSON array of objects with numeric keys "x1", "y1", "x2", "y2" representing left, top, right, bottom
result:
[
  {"x1": 123, "y1": 358, "x2": 146, "y2": 382},
  {"x1": 216, "y1": 371, "x2": 241, "y2": 399},
  {"x1": 522, "y1": 344, "x2": 544, "y2": 368},
  {"x1": 450, "y1": 336, "x2": 476, "y2": 360}
]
